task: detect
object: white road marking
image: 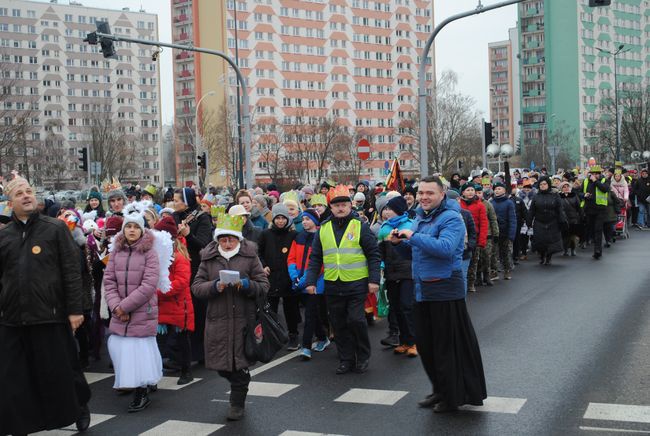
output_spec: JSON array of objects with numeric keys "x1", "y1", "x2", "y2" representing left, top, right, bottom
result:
[
  {"x1": 334, "y1": 388, "x2": 408, "y2": 406},
  {"x1": 156, "y1": 376, "x2": 202, "y2": 390},
  {"x1": 83, "y1": 372, "x2": 113, "y2": 384},
  {"x1": 243, "y1": 381, "x2": 300, "y2": 398},
  {"x1": 249, "y1": 350, "x2": 301, "y2": 377},
  {"x1": 138, "y1": 420, "x2": 224, "y2": 436},
  {"x1": 279, "y1": 431, "x2": 348, "y2": 436},
  {"x1": 35, "y1": 414, "x2": 116, "y2": 435},
  {"x1": 461, "y1": 396, "x2": 527, "y2": 414},
  {"x1": 584, "y1": 403, "x2": 650, "y2": 424},
  {"x1": 580, "y1": 426, "x2": 650, "y2": 434}
]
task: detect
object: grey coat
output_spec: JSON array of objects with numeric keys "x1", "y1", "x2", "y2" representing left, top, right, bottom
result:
[{"x1": 191, "y1": 239, "x2": 269, "y2": 372}]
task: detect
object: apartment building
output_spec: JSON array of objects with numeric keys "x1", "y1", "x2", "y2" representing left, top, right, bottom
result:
[
  {"x1": 0, "y1": 0, "x2": 163, "y2": 187},
  {"x1": 171, "y1": 0, "x2": 436, "y2": 187},
  {"x1": 488, "y1": 40, "x2": 515, "y2": 147}
]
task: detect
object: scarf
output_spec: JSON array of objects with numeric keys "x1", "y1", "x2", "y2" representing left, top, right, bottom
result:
[{"x1": 219, "y1": 243, "x2": 240, "y2": 260}]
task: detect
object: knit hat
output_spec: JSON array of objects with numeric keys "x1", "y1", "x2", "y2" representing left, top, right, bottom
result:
[
  {"x1": 301, "y1": 186, "x2": 315, "y2": 196},
  {"x1": 87, "y1": 190, "x2": 102, "y2": 202},
  {"x1": 474, "y1": 184, "x2": 483, "y2": 192},
  {"x1": 375, "y1": 195, "x2": 389, "y2": 215},
  {"x1": 254, "y1": 194, "x2": 268, "y2": 209},
  {"x1": 104, "y1": 215, "x2": 124, "y2": 237},
  {"x1": 122, "y1": 211, "x2": 145, "y2": 233},
  {"x1": 353, "y1": 192, "x2": 366, "y2": 202},
  {"x1": 493, "y1": 181, "x2": 506, "y2": 189},
  {"x1": 159, "y1": 207, "x2": 174, "y2": 216},
  {"x1": 386, "y1": 196, "x2": 408, "y2": 216},
  {"x1": 154, "y1": 215, "x2": 178, "y2": 239},
  {"x1": 559, "y1": 181, "x2": 571, "y2": 190},
  {"x1": 461, "y1": 183, "x2": 475, "y2": 193},
  {"x1": 446, "y1": 190, "x2": 460, "y2": 200},
  {"x1": 404, "y1": 185, "x2": 417, "y2": 197},
  {"x1": 107, "y1": 189, "x2": 127, "y2": 203},
  {"x1": 272, "y1": 203, "x2": 290, "y2": 220},
  {"x1": 267, "y1": 183, "x2": 277, "y2": 192},
  {"x1": 302, "y1": 208, "x2": 320, "y2": 226}
]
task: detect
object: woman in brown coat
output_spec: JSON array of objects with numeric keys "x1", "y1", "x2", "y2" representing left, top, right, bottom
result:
[{"x1": 191, "y1": 215, "x2": 269, "y2": 421}]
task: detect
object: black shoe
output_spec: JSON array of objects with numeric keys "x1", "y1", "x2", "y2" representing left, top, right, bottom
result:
[
  {"x1": 177, "y1": 372, "x2": 193, "y2": 385},
  {"x1": 544, "y1": 254, "x2": 552, "y2": 265},
  {"x1": 355, "y1": 359, "x2": 369, "y2": 374},
  {"x1": 433, "y1": 401, "x2": 459, "y2": 413},
  {"x1": 227, "y1": 391, "x2": 246, "y2": 421},
  {"x1": 562, "y1": 250, "x2": 569, "y2": 257},
  {"x1": 418, "y1": 393, "x2": 443, "y2": 408},
  {"x1": 287, "y1": 334, "x2": 300, "y2": 351},
  {"x1": 336, "y1": 362, "x2": 352, "y2": 375},
  {"x1": 76, "y1": 404, "x2": 91, "y2": 432},
  {"x1": 380, "y1": 334, "x2": 399, "y2": 347},
  {"x1": 593, "y1": 252, "x2": 602, "y2": 260},
  {"x1": 128, "y1": 388, "x2": 150, "y2": 413},
  {"x1": 227, "y1": 405, "x2": 245, "y2": 421},
  {"x1": 570, "y1": 249, "x2": 576, "y2": 257}
]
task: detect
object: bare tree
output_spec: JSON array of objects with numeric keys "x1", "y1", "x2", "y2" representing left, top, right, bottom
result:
[
  {"x1": 254, "y1": 116, "x2": 286, "y2": 184},
  {"x1": 283, "y1": 109, "x2": 314, "y2": 183},
  {"x1": 330, "y1": 128, "x2": 368, "y2": 182},
  {"x1": 313, "y1": 115, "x2": 346, "y2": 182},
  {"x1": 201, "y1": 104, "x2": 240, "y2": 187},
  {"x1": 400, "y1": 70, "x2": 483, "y2": 175}
]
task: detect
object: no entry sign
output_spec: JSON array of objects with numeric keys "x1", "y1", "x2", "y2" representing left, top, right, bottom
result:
[{"x1": 357, "y1": 138, "x2": 370, "y2": 161}]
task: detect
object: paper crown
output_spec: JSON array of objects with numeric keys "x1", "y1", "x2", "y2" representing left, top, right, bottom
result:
[
  {"x1": 327, "y1": 184, "x2": 352, "y2": 204},
  {"x1": 214, "y1": 213, "x2": 245, "y2": 241},
  {"x1": 143, "y1": 184, "x2": 157, "y2": 196},
  {"x1": 310, "y1": 194, "x2": 327, "y2": 206},
  {"x1": 101, "y1": 177, "x2": 122, "y2": 193},
  {"x1": 481, "y1": 177, "x2": 491, "y2": 185},
  {"x1": 210, "y1": 205, "x2": 226, "y2": 218},
  {"x1": 280, "y1": 190, "x2": 301, "y2": 205}
]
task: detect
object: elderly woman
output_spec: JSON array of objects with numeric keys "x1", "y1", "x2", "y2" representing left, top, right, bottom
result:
[
  {"x1": 191, "y1": 214, "x2": 269, "y2": 422},
  {"x1": 527, "y1": 176, "x2": 567, "y2": 265}
]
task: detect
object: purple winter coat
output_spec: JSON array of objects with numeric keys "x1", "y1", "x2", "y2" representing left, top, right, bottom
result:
[{"x1": 104, "y1": 230, "x2": 160, "y2": 337}]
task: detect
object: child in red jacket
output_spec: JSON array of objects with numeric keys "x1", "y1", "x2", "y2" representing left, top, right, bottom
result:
[{"x1": 155, "y1": 216, "x2": 195, "y2": 385}]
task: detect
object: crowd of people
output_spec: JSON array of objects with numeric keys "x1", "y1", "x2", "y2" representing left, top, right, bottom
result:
[{"x1": 0, "y1": 162, "x2": 646, "y2": 434}]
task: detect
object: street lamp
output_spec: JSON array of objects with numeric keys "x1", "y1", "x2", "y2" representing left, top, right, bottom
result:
[
  {"x1": 596, "y1": 44, "x2": 631, "y2": 162},
  {"x1": 194, "y1": 91, "x2": 216, "y2": 188},
  {"x1": 486, "y1": 143, "x2": 513, "y2": 173}
]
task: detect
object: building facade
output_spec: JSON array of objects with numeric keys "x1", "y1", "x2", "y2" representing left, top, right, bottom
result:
[
  {"x1": 488, "y1": 40, "x2": 515, "y2": 147},
  {"x1": 0, "y1": 0, "x2": 163, "y2": 188},
  {"x1": 517, "y1": 0, "x2": 650, "y2": 166},
  {"x1": 171, "y1": 0, "x2": 436, "y2": 187}
]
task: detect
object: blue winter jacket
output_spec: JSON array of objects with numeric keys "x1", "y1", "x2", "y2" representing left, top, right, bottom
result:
[
  {"x1": 490, "y1": 194, "x2": 517, "y2": 241},
  {"x1": 395, "y1": 198, "x2": 466, "y2": 302}
]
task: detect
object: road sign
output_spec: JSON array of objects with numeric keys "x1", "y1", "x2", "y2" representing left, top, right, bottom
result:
[
  {"x1": 357, "y1": 138, "x2": 370, "y2": 161},
  {"x1": 384, "y1": 160, "x2": 390, "y2": 170},
  {"x1": 90, "y1": 161, "x2": 102, "y2": 176}
]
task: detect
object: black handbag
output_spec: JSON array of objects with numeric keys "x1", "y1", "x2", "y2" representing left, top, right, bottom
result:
[{"x1": 244, "y1": 290, "x2": 289, "y2": 364}]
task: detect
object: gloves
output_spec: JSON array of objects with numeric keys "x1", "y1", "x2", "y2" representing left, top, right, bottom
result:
[
  {"x1": 157, "y1": 324, "x2": 168, "y2": 335},
  {"x1": 240, "y1": 278, "x2": 250, "y2": 289},
  {"x1": 287, "y1": 264, "x2": 299, "y2": 281}
]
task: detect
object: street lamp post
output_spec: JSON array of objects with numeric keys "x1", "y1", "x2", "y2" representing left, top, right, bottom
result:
[
  {"x1": 596, "y1": 44, "x2": 630, "y2": 162},
  {"x1": 194, "y1": 91, "x2": 216, "y2": 188}
]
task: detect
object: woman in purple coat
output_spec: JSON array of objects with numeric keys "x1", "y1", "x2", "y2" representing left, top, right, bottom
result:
[{"x1": 104, "y1": 212, "x2": 161, "y2": 413}]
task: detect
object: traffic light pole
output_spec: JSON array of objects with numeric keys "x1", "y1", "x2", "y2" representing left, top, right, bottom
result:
[
  {"x1": 418, "y1": 0, "x2": 527, "y2": 178},
  {"x1": 89, "y1": 32, "x2": 253, "y2": 189}
]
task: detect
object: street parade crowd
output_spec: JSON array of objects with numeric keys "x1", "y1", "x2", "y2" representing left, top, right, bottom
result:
[{"x1": 0, "y1": 162, "x2": 648, "y2": 435}]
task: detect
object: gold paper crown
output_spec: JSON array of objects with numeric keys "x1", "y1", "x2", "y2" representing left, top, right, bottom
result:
[
  {"x1": 281, "y1": 190, "x2": 300, "y2": 205},
  {"x1": 210, "y1": 205, "x2": 226, "y2": 218},
  {"x1": 327, "y1": 184, "x2": 352, "y2": 204},
  {"x1": 215, "y1": 213, "x2": 245, "y2": 233},
  {"x1": 101, "y1": 177, "x2": 122, "y2": 193},
  {"x1": 310, "y1": 194, "x2": 327, "y2": 206}
]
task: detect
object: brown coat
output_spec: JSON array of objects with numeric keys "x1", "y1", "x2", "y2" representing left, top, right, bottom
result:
[{"x1": 191, "y1": 239, "x2": 269, "y2": 372}]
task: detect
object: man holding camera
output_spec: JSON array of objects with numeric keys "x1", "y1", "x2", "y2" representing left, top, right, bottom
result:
[{"x1": 581, "y1": 166, "x2": 610, "y2": 259}]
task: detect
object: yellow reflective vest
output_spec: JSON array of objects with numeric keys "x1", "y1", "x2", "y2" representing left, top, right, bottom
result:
[
  {"x1": 581, "y1": 178, "x2": 608, "y2": 208},
  {"x1": 320, "y1": 219, "x2": 369, "y2": 282}
]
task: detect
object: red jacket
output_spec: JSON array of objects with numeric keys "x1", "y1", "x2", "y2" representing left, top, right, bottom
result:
[
  {"x1": 157, "y1": 250, "x2": 195, "y2": 331},
  {"x1": 461, "y1": 198, "x2": 488, "y2": 248}
]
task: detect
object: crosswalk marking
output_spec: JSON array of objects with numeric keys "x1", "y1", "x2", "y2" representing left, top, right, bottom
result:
[
  {"x1": 83, "y1": 372, "x2": 201, "y2": 390},
  {"x1": 245, "y1": 381, "x2": 300, "y2": 398},
  {"x1": 461, "y1": 396, "x2": 527, "y2": 414},
  {"x1": 579, "y1": 426, "x2": 650, "y2": 434},
  {"x1": 138, "y1": 420, "x2": 224, "y2": 436},
  {"x1": 279, "y1": 431, "x2": 349, "y2": 436},
  {"x1": 250, "y1": 350, "x2": 301, "y2": 377},
  {"x1": 334, "y1": 388, "x2": 408, "y2": 406},
  {"x1": 34, "y1": 413, "x2": 116, "y2": 435},
  {"x1": 584, "y1": 403, "x2": 650, "y2": 424}
]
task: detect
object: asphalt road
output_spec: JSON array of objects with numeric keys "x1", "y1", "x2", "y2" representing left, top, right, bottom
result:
[{"x1": 39, "y1": 229, "x2": 650, "y2": 436}]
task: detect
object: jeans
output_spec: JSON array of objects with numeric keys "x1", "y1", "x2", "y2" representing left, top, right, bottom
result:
[
  {"x1": 461, "y1": 258, "x2": 471, "y2": 295},
  {"x1": 638, "y1": 203, "x2": 647, "y2": 227},
  {"x1": 301, "y1": 294, "x2": 327, "y2": 349},
  {"x1": 385, "y1": 280, "x2": 415, "y2": 346}
]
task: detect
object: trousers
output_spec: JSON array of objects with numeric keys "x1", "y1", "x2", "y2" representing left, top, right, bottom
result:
[{"x1": 327, "y1": 293, "x2": 371, "y2": 364}]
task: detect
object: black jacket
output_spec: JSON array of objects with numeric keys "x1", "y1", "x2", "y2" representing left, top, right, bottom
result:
[
  {"x1": 527, "y1": 190, "x2": 567, "y2": 254},
  {"x1": 0, "y1": 213, "x2": 83, "y2": 326},
  {"x1": 306, "y1": 214, "x2": 381, "y2": 296},
  {"x1": 258, "y1": 225, "x2": 297, "y2": 297},
  {"x1": 634, "y1": 176, "x2": 650, "y2": 205},
  {"x1": 173, "y1": 208, "x2": 213, "y2": 277},
  {"x1": 379, "y1": 240, "x2": 412, "y2": 282},
  {"x1": 511, "y1": 195, "x2": 525, "y2": 228},
  {"x1": 560, "y1": 192, "x2": 582, "y2": 225},
  {"x1": 459, "y1": 208, "x2": 477, "y2": 260},
  {"x1": 242, "y1": 219, "x2": 262, "y2": 247}
]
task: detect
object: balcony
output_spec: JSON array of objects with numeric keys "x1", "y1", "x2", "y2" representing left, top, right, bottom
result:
[
  {"x1": 174, "y1": 14, "x2": 188, "y2": 24},
  {"x1": 177, "y1": 32, "x2": 190, "y2": 41},
  {"x1": 178, "y1": 70, "x2": 192, "y2": 78},
  {"x1": 173, "y1": 0, "x2": 189, "y2": 5},
  {"x1": 175, "y1": 51, "x2": 193, "y2": 60},
  {"x1": 182, "y1": 107, "x2": 190, "y2": 114},
  {"x1": 181, "y1": 88, "x2": 192, "y2": 96}
]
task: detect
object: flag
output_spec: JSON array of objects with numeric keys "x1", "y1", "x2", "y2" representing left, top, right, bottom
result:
[{"x1": 385, "y1": 159, "x2": 405, "y2": 193}]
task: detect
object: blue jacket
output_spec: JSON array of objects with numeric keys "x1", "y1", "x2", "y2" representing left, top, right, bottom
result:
[
  {"x1": 395, "y1": 198, "x2": 465, "y2": 302},
  {"x1": 490, "y1": 194, "x2": 517, "y2": 241}
]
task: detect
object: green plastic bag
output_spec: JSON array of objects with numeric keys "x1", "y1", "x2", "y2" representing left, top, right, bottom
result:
[{"x1": 377, "y1": 281, "x2": 389, "y2": 318}]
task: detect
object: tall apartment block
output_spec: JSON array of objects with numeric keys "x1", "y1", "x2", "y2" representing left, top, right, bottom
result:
[
  {"x1": 488, "y1": 40, "x2": 515, "y2": 147},
  {"x1": 517, "y1": 0, "x2": 650, "y2": 165},
  {"x1": 171, "y1": 0, "x2": 436, "y2": 187},
  {"x1": 0, "y1": 0, "x2": 163, "y2": 187}
]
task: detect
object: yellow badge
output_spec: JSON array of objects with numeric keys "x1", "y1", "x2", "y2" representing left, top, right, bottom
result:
[
  {"x1": 32, "y1": 245, "x2": 41, "y2": 255},
  {"x1": 282, "y1": 247, "x2": 288, "y2": 254}
]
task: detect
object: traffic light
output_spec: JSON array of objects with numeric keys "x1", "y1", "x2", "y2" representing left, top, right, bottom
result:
[
  {"x1": 483, "y1": 122, "x2": 494, "y2": 149},
  {"x1": 78, "y1": 148, "x2": 89, "y2": 172},
  {"x1": 588, "y1": 0, "x2": 611, "y2": 6},
  {"x1": 197, "y1": 152, "x2": 206, "y2": 170}
]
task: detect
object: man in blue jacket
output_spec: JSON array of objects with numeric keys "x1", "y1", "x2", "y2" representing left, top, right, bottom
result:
[
  {"x1": 489, "y1": 181, "x2": 517, "y2": 280},
  {"x1": 390, "y1": 176, "x2": 486, "y2": 413}
]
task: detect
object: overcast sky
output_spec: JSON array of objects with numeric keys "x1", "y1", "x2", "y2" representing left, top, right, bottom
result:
[{"x1": 34, "y1": 0, "x2": 518, "y2": 124}]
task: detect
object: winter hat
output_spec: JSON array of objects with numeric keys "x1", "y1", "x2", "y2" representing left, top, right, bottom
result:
[
  {"x1": 87, "y1": 190, "x2": 102, "y2": 202},
  {"x1": 159, "y1": 207, "x2": 174, "y2": 216},
  {"x1": 375, "y1": 195, "x2": 389, "y2": 215},
  {"x1": 404, "y1": 185, "x2": 417, "y2": 197},
  {"x1": 268, "y1": 190, "x2": 280, "y2": 200},
  {"x1": 559, "y1": 181, "x2": 571, "y2": 190},
  {"x1": 493, "y1": 181, "x2": 506, "y2": 190},
  {"x1": 385, "y1": 190, "x2": 401, "y2": 200},
  {"x1": 474, "y1": 184, "x2": 483, "y2": 192},
  {"x1": 267, "y1": 183, "x2": 278, "y2": 192},
  {"x1": 182, "y1": 187, "x2": 198, "y2": 210},
  {"x1": 154, "y1": 215, "x2": 178, "y2": 240},
  {"x1": 272, "y1": 203, "x2": 290, "y2": 220},
  {"x1": 228, "y1": 204, "x2": 251, "y2": 217},
  {"x1": 302, "y1": 208, "x2": 320, "y2": 226},
  {"x1": 353, "y1": 192, "x2": 366, "y2": 202},
  {"x1": 301, "y1": 186, "x2": 315, "y2": 196},
  {"x1": 446, "y1": 189, "x2": 460, "y2": 200},
  {"x1": 386, "y1": 196, "x2": 408, "y2": 216},
  {"x1": 104, "y1": 215, "x2": 124, "y2": 237},
  {"x1": 122, "y1": 211, "x2": 145, "y2": 233},
  {"x1": 107, "y1": 189, "x2": 127, "y2": 203},
  {"x1": 461, "y1": 183, "x2": 475, "y2": 193},
  {"x1": 254, "y1": 194, "x2": 268, "y2": 210}
]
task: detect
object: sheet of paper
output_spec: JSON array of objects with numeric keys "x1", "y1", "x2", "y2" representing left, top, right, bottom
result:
[{"x1": 219, "y1": 270, "x2": 240, "y2": 285}]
